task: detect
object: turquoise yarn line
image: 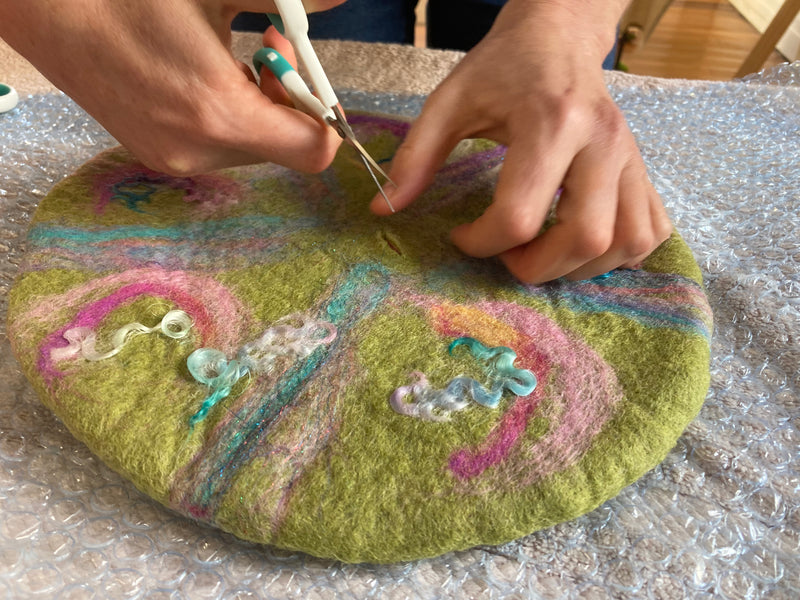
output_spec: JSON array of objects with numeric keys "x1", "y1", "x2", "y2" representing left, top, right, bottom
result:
[
  {"x1": 185, "y1": 264, "x2": 391, "y2": 514},
  {"x1": 184, "y1": 265, "x2": 388, "y2": 433},
  {"x1": 555, "y1": 290, "x2": 711, "y2": 340},
  {"x1": 325, "y1": 262, "x2": 390, "y2": 325},
  {"x1": 188, "y1": 385, "x2": 239, "y2": 428},
  {"x1": 28, "y1": 216, "x2": 291, "y2": 245}
]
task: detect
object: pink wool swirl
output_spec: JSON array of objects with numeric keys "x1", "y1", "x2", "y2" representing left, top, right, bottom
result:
[{"x1": 429, "y1": 300, "x2": 623, "y2": 487}]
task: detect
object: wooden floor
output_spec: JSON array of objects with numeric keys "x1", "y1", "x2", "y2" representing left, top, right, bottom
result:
[
  {"x1": 414, "y1": 0, "x2": 788, "y2": 81},
  {"x1": 619, "y1": 0, "x2": 787, "y2": 80}
]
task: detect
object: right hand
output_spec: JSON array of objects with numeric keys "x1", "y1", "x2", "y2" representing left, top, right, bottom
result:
[{"x1": 0, "y1": 0, "x2": 346, "y2": 175}]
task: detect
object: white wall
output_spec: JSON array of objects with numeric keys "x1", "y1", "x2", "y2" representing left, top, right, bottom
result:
[{"x1": 730, "y1": 0, "x2": 800, "y2": 61}]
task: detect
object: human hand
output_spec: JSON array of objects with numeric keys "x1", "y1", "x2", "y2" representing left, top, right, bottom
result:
[
  {"x1": 0, "y1": 0, "x2": 345, "y2": 175},
  {"x1": 370, "y1": 0, "x2": 673, "y2": 284}
]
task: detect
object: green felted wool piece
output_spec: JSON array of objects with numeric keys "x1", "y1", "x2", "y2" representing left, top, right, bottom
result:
[{"x1": 7, "y1": 114, "x2": 712, "y2": 563}]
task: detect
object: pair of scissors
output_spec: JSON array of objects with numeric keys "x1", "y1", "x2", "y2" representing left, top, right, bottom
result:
[{"x1": 253, "y1": 0, "x2": 395, "y2": 211}]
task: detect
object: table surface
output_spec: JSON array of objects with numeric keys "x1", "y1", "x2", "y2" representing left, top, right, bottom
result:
[{"x1": 1, "y1": 35, "x2": 799, "y2": 600}]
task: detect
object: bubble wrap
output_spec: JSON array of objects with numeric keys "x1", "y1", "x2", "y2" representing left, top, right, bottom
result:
[{"x1": 1, "y1": 63, "x2": 799, "y2": 599}]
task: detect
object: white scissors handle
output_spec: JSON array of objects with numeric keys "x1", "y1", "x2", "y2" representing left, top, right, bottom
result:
[
  {"x1": 271, "y1": 0, "x2": 339, "y2": 111},
  {"x1": 258, "y1": 3, "x2": 397, "y2": 212},
  {"x1": 253, "y1": 48, "x2": 333, "y2": 121}
]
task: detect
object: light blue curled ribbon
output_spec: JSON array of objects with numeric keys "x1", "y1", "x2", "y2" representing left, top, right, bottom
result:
[
  {"x1": 447, "y1": 337, "x2": 537, "y2": 404},
  {"x1": 186, "y1": 349, "x2": 250, "y2": 428}
]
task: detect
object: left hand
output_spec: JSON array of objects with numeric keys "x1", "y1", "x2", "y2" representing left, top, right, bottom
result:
[{"x1": 369, "y1": 0, "x2": 673, "y2": 284}]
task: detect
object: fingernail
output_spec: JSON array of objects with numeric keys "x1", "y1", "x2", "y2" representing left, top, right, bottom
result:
[
  {"x1": 381, "y1": 184, "x2": 396, "y2": 213},
  {"x1": 371, "y1": 182, "x2": 397, "y2": 213}
]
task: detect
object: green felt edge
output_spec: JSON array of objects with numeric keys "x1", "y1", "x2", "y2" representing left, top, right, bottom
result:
[
  {"x1": 271, "y1": 239, "x2": 711, "y2": 563},
  {"x1": 6, "y1": 273, "x2": 202, "y2": 504}
]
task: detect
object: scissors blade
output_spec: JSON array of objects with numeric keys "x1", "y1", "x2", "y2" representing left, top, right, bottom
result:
[
  {"x1": 345, "y1": 135, "x2": 396, "y2": 186},
  {"x1": 329, "y1": 107, "x2": 395, "y2": 185},
  {"x1": 357, "y1": 153, "x2": 395, "y2": 213},
  {"x1": 328, "y1": 106, "x2": 396, "y2": 212}
]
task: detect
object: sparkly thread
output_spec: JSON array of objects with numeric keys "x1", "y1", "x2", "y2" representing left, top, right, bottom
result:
[{"x1": 187, "y1": 313, "x2": 337, "y2": 428}]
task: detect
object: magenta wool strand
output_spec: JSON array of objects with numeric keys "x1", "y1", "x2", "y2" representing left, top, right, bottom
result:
[{"x1": 26, "y1": 269, "x2": 252, "y2": 385}]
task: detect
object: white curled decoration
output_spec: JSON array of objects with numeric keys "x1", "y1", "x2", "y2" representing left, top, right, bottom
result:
[
  {"x1": 51, "y1": 309, "x2": 193, "y2": 362},
  {"x1": 390, "y1": 371, "x2": 471, "y2": 422},
  {"x1": 237, "y1": 312, "x2": 338, "y2": 373}
]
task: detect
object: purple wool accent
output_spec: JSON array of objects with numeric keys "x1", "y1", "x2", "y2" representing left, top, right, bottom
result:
[{"x1": 92, "y1": 165, "x2": 242, "y2": 216}]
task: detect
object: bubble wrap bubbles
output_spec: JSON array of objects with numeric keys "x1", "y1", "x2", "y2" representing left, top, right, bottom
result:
[{"x1": 2, "y1": 62, "x2": 800, "y2": 598}]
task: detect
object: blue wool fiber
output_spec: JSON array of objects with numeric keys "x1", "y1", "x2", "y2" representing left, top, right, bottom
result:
[{"x1": 448, "y1": 337, "x2": 537, "y2": 397}]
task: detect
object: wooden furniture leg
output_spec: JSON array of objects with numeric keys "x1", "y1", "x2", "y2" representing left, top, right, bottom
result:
[{"x1": 735, "y1": 0, "x2": 800, "y2": 77}]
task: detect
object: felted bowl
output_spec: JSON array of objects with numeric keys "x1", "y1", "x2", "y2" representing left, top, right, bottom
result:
[{"x1": 7, "y1": 114, "x2": 711, "y2": 563}]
